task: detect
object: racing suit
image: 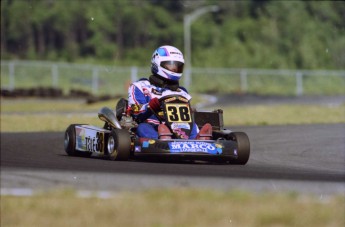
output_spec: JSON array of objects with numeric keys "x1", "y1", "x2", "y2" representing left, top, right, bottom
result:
[{"x1": 128, "y1": 78, "x2": 198, "y2": 139}]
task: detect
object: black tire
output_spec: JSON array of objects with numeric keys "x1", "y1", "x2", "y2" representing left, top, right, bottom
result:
[
  {"x1": 64, "y1": 124, "x2": 92, "y2": 157},
  {"x1": 229, "y1": 132, "x2": 250, "y2": 165},
  {"x1": 106, "y1": 128, "x2": 131, "y2": 161}
]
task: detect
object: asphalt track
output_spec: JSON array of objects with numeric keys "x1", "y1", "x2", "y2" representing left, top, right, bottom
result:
[{"x1": 1, "y1": 123, "x2": 344, "y2": 195}]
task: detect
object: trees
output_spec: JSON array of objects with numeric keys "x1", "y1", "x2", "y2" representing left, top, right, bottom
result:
[
  {"x1": 193, "y1": 1, "x2": 344, "y2": 69},
  {"x1": 1, "y1": 0, "x2": 344, "y2": 69}
]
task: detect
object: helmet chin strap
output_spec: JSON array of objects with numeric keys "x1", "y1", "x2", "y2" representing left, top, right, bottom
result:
[{"x1": 149, "y1": 74, "x2": 179, "y2": 91}]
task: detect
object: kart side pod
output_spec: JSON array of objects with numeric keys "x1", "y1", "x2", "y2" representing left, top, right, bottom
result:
[{"x1": 98, "y1": 107, "x2": 122, "y2": 129}]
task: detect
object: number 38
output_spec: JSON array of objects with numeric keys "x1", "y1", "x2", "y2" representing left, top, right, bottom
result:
[{"x1": 166, "y1": 105, "x2": 191, "y2": 122}]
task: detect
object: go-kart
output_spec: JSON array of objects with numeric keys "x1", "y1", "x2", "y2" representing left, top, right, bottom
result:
[{"x1": 64, "y1": 95, "x2": 250, "y2": 164}]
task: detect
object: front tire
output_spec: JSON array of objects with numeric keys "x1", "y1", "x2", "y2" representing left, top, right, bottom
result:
[
  {"x1": 106, "y1": 128, "x2": 131, "y2": 161},
  {"x1": 229, "y1": 132, "x2": 250, "y2": 165}
]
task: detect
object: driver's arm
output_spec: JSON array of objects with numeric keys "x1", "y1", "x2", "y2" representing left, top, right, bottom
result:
[{"x1": 128, "y1": 84, "x2": 154, "y2": 123}]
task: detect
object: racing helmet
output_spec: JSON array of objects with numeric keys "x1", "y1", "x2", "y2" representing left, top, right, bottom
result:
[{"x1": 151, "y1": 45, "x2": 185, "y2": 82}]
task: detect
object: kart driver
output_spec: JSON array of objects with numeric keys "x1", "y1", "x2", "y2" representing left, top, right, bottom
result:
[{"x1": 128, "y1": 45, "x2": 212, "y2": 140}]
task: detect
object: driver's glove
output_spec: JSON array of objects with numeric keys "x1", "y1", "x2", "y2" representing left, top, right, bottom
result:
[{"x1": 148, "y1": 97, "x2": 160, "y2": 112}]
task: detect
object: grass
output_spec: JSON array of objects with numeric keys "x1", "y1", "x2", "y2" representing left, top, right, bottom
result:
[
  {"x1": 222, "y1": 104, "x2": 345, "y2": 126},
  {"x1": 1, "y1": 96, "x2": 344, "y2": 132},
  {"x1": 1, "y1": 189, "x2": 344, "y2": 227},
  {"x1": 0, "y1": 98, "x2": 108, "y2": 132}
]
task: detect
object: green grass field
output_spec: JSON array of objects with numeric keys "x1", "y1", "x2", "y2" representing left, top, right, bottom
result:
[
  {"x1": 1, "y1": 96, "x2": 344, "y2": 132},
  {"x1": 2, "y1": 189, "x2": 344, "y2": 227}
]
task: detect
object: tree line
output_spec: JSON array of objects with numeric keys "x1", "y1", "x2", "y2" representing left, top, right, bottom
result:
[{"x1": 1, "y1": 0, "x2": 344, "y2": 69}]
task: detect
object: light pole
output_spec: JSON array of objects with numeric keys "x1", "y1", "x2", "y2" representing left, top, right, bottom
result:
[{"x1": 183, "y1": 5, "x2": 220, "y2": 89}]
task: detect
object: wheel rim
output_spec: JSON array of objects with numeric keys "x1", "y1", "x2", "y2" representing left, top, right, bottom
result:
[
  {"x1": 64, "y1": 132, "x2": 69, "y2": 150},
  {"x1": 107, "y1": 136, "x2": 116, "y2": 156}
]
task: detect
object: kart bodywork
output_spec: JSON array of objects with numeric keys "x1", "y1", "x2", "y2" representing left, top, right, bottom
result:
[{"x1": 64, "y1": 95, "x2": 250, "y2": 164}]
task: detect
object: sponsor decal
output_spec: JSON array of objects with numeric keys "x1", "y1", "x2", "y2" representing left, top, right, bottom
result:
[
  {"x1": 168, "y1": 142, "x2": 220, "y2": 154},
  {"x1": 76, "y1": 126, "x2": 104, "y2": 153},
  {"x1": 149, "y1": 140, "x2": 156, "y2": 144},
  {"x1": 143, "y1": 88, "x2": 150, "y2": 96},
  {"x1": 135, "y1": 146, "x2": 141, "y2": 153},
  {"x1": 215, "y1": 143, "x2": 223, "y2": 154},
  {"x1": 215, "y1": 143, "x2": 223, "y2": 148},
  {"x1": 169, "y1": 51, "x2": 182, "y2": 55},
  {"x1": 177, "y1": 96, "x2": 188, "y2": 103},
  {"x1": 76, "y1": 127, "x2": 86, "y2": 150},
  {"x1": 164, "y1": 97, "x2": 177, "y2": 103},
  {"x1": 142, "y1": 141, "x2": 149, "y2": 148},
  {"x1": 171, "y1": 123, "x2": 191, "y2": 139},
  {"x1": 131, "y1": 104, "x2": 142, "y2": 113},
  {"x1": 152, "y1": 88, "x2": 163, "y2": 95},
  {"x1": 171, "y1": 123, "x2": 190, "y2": 130},
  {"x1": 172, "y1": 128, "x2": 188, "y2": 139},
  {"x1": 85, "y1": 133, "x2": 103, "y2": 152}
]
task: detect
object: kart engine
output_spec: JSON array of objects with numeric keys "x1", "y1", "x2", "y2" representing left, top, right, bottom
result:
[{"x1": 119, "y1": 115, "x2": 138, "y2": 129}]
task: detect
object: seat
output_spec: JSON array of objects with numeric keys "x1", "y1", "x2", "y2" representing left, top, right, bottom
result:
[{"x1": 115, "y1": 98, "x2": 128, "y2": 121}]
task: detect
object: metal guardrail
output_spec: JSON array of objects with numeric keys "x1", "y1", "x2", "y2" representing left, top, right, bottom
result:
[
  {"x1": 1, "y1": 60, "x2": 345, "y2": 96},
  {"x1": 1, "y1": 60, "x2": 148, "y2": 96},
  {"x1": 189, "y1": 67, "x2": 345, "y2": 96}
]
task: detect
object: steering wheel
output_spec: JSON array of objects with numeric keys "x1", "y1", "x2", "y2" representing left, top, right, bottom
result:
[
  {"x1": 157, "y1": 95, "x2": 193, "y2": 139},
  {"x1": 150, "y1": 95, "x2": 189, "y2": 123}
]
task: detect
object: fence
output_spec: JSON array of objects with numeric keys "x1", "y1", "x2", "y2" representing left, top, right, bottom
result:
[{"x1": 1, "y1": 60, "x2": 344, "y2": 96}]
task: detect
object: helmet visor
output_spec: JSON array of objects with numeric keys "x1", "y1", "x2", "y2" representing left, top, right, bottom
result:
[{"x1": 160, "y1": 61, "x2": 184, "y2": 73}]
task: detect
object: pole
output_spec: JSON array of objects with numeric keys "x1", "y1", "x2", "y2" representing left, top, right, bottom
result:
[
  {"x1": 92, "y1": 67, "x2": 99, "y2": 95},
  {"x1": 183, "y1": 5, "x2": 219, "y2": 90},
  {"x1": 183, "y1": 16, "x2": 191, "y2": 89},
  {"x1": 52, "y1": 64, "x2": 58, "y2": 88},
  {"x1": 296, "y1": 71, "x2": 303, "y2": 96}
]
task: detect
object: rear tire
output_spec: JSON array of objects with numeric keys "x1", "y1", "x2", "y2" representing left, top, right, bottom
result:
[
  {"x1": 64, "y1": 124, "x2": 92, "y2": 157},
  {"x1": 106, "y1": 129, "x2": 131, "y2": 161},
  {"x1": 229, "y1": 132, "x2": 250, "y2": 165}
]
